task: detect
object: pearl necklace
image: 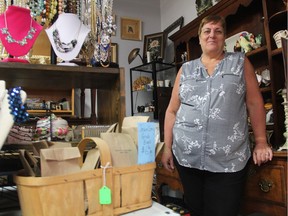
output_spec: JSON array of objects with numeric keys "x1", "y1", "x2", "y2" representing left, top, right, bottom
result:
[{"x1": 0, "y1": 12, "x2": 37, "y2": 46}]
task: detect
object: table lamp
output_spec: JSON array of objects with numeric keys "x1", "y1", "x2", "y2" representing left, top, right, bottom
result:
[{"x1": 128, "y1": 48, "x2": 144, "y2": 64}]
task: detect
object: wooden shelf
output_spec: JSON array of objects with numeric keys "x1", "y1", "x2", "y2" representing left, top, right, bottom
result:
[
  {"x1": 27, "y1": 110, "x2": 74, "y2": 114},
  {"x1": 0, "y1": 63, "x2": 126, "y2": 125},
  {"x1": 0, "y1": 62, "x2": 120, "y2": 90}
]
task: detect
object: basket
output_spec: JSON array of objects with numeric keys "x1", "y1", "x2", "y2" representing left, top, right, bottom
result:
[{"x1": 14, "y1": 137, "x2": 156, "y2": 216}]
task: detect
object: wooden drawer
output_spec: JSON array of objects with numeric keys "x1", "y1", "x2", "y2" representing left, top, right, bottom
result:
[
  {"x1": 241, "y1": 152, "x2": 287, "y2": 216},
  {"x1": 244, "y1": 156, "x2": 287, "y2": 205},
  {"x1": 241, "y1": 200, "x2": 286, "y2": 216}
]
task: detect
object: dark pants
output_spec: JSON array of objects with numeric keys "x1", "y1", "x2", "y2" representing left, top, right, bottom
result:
[{"x1": 174, "y1": 157, "x2": 248, "y2": 216}]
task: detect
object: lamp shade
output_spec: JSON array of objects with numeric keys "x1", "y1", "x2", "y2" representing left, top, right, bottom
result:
[{"x1": 128, "y1": 48, "x2": 143, "y2": 64}]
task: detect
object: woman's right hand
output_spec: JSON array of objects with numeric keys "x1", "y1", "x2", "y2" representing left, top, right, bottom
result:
[{"x1": 161, "y1": 147, "x2": 175, "y2": 172}]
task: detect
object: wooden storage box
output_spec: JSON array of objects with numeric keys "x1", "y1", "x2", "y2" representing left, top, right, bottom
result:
[{"x1": 14, "y1": 137, "x2": 155, "y2": 216}]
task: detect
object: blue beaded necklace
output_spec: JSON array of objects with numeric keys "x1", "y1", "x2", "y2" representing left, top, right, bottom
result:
[{"x1": 8, "y1": 87, "x2": 29, "y2": 123}]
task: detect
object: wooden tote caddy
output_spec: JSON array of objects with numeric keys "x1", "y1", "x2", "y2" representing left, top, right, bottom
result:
[{"x1": 14, "y1": 137, "x2": 156, "y2": 216}]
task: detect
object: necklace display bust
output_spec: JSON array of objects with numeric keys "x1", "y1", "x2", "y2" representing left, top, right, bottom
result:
[
  {"x1": 0, "y1": 6, "x2": 43, "y2": 58},
  {"x1": 45, "y1": 13, "x2": 90, "y2": 63}
]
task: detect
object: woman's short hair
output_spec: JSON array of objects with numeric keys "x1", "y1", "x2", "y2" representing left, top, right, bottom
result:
[{"x1": 198, "y1": 15, "x2": 226, "y2": 36}]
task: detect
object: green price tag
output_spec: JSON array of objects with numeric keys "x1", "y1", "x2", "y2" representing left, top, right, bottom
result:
[{"x1": 99, "y1": 186, "x2": 112, "y2": 205}]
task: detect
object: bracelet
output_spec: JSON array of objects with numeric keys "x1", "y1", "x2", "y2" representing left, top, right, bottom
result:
[{"x1": 8, "y1": 87, "x2": 29, "y2": 123}]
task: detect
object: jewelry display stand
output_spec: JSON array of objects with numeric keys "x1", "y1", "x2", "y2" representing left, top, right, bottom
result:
[
  {"x1": 0, "y1": 6, "x2": 42, "y2": 61},
  {"x1": 45, "y1": 13, "x2": 90, "y2": 65},
  {"x1": 0, "y1": 80, "x2": 27, "y2": 150}
]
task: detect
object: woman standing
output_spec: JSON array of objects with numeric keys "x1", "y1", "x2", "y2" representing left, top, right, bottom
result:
[{"x1": 161, "y1": 15, "x2": 273, "y2": 216}]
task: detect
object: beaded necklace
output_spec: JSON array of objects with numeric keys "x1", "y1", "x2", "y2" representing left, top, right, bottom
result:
[
  {"x1": 28, "y1": 0, "x2": 44, "y2": 18},
  {"x1": 0, "y1": 1, "x2": 5, "y2": 14},
  {"x1": 0, "y1": 12, "x2": 37, "y2": 46},
  {"x1": 93, "y1": 0, "x2": 116, "y2": 67},
  {"x1": 52, "y1": 22, "x2": 82, "y2": 53},
  {"x1": 8, "y1": 87, "x2": 29, "y2": 123}
]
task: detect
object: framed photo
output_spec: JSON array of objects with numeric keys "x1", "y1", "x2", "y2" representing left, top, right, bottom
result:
[
  {"x1": 121, "y1": 17, "x2": 142, "y2": 41},
  {"x1": 143, "y1": 32, "x2": 165, "y2": 61},
  {"x1": 110, "y1": 43, "x2": 118, "y2": 63}
]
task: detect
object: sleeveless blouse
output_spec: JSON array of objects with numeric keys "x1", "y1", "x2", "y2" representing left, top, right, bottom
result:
[{"x1": 172, "y1": 52, "x2": 251, "y2": 173}]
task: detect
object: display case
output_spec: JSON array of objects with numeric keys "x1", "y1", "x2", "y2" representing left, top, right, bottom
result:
[{"x1": 130, "y1": 61, "x2": 176, "y2": 120}]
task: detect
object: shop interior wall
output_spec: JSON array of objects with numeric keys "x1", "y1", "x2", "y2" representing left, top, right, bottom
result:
[{"x1": 75, "y1": 0, "x2": 198, "y2": 119}]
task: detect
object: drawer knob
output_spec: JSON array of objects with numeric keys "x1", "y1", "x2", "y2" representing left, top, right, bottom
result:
[{"x1": 258, "y1": 179, "x2": 273, "y2": 193}]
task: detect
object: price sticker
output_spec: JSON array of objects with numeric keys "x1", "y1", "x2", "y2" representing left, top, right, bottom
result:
[{"x1": 99, "y1": 186, "x2": 111, "y2": 205}]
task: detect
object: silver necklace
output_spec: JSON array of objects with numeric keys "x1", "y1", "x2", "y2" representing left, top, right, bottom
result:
[
  {"x1": 1, "y1": 12, "x2": 36, "y2": 46},
  {"x1": 52, "y1": 22, "x2": 82, "y2": 53}
]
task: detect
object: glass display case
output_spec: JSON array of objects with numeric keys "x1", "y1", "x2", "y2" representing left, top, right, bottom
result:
[{"x1": 130, "y1": 61, "x2": 176, "y2": 120}]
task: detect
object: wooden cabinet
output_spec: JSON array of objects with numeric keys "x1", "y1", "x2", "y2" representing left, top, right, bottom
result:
[
  {"x1": 155, "y1": 150, "x2": 287, "y2": 216},
  {"x1": 157, "y1": 87, "x2": 173, "y2": 142},
  {"x1": 240, "y1": 151, "x2": 287, "y2": 216},
  {"x1": 169, "y1": 0, "x2": 287, "y2": 150},
  {"x1": 155, "y1": 149, "x2": 183, "y2": 202},
  {"x1": 0, "y1": 62, "x2": 126, "y2": 126}
]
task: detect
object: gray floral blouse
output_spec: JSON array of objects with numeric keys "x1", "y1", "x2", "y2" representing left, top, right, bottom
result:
[{"x1": 172, "y1": 52, "x2": 251, "y2": 173}]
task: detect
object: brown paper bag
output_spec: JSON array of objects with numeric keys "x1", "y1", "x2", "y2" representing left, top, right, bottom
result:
[
  {"x1": 40, "y1": 147, "x2": 81, "y2": 177},
  {"x1": 100, "y1": 133, "x2": 137, "y2": 167}
]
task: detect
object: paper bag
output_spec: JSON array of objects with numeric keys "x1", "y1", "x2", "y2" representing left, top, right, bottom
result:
[
  {"x1": 32, "y1": 141, "x2": 72, "y2": 157},
  {"x1": 100, "y1": 133, "x2": 137, "y2": 167},
  {"x1": 40, "y1": 147, "x2": 81, "y2": 177}
]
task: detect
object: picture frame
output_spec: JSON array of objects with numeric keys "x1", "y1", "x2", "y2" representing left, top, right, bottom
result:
[
  {"x1": 121, "y1": 17, "x2": 142, "y2": 41},
  {"x1": 110, "y1": 43, "x2": 118, "y2": 63},
  {"x1": 143, "y1": 32, "x2": 165, "y2": 62},
  {"x1": 163, "y1": 16, "x2": 184, "y2": 38}
]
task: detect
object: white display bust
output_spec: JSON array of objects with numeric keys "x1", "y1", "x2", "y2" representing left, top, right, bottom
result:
[
  {"x1": 0, "y1": 81, "x2": 27, "y2": 149},
  {"x1": 45, "y1": 13, "x2": 90, "y2": 64}
]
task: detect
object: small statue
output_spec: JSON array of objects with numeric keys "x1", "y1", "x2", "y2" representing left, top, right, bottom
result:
[{"x1": 238, "y1": 32, "x2": 262, "y2": 53}]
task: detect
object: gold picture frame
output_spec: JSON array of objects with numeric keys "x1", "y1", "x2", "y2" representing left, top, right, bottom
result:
[
  {"x1": 110, "y1": 43, "x2": 118, "y2": 63},
  {"x1": 121, "y1": 17, "x2": 142, "y2": 41}
]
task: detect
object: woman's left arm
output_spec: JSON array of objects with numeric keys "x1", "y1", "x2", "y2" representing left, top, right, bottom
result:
[{"x1": 244, "y1": 57, "x2": 273, "y2": 166}]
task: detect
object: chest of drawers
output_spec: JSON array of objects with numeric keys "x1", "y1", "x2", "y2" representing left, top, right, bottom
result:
[{"x1": 155, "y1": 150, "x2": 287, "y2": 216}]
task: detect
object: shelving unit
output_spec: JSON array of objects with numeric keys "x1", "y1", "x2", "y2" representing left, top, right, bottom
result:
[
  {"x1": 26, "y1": 88, "x2": 75, "y2": 117},
  {"x1": 130, "y1": 61, "x2": 176, "y2": 120},
  {"x1": 0, "y1": 62, "x2": 126, "y2": 126}
]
